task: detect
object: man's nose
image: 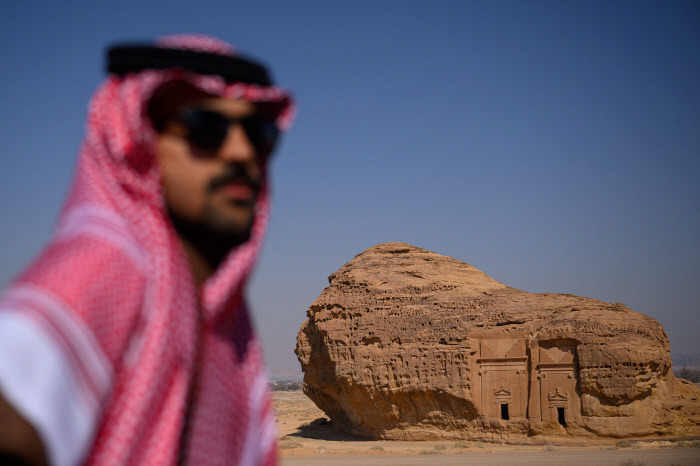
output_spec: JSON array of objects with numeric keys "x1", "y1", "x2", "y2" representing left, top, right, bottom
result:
[{"x1": 216, "y1": 122, "x2": 256, "y2": 163}]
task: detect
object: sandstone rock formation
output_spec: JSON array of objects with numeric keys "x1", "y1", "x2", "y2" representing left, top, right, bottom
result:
[{"x1": 295, "y1": 243, "x2": 700, "y2": 441}]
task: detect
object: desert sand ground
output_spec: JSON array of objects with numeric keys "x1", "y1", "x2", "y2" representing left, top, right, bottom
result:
[{"x1": 273, "y1": 390, "x2": 700, "y2": 466}]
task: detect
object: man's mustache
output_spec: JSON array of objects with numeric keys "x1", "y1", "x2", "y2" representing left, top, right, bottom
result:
[{"x1": 207, "y1": 166, "x2": 261, "y2": 194}]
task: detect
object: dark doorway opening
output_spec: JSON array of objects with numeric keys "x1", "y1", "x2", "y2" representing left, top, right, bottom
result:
[
  {"x1": 557, "y1": 407, "x2": 566, "y2": 427},
  {"x1": 500, "y1": 403, "x2": 509, "y2": 420}
]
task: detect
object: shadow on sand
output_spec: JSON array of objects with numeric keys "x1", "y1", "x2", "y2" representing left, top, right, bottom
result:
[{"x1": 288, "y1": 421, "x2": 373, "y2": 443}]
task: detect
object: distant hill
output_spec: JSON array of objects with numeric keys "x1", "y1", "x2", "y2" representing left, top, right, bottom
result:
[
  {"x1": 269, "y1": 368, "x2": 303, "y2": 382},
  {"x1": 671, "y1": 353, "x2": 700, "y2": 368}
]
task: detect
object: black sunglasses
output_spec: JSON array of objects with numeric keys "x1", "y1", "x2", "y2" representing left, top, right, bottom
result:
[{"x1": 178, "y1": 107, "x2": 280, "y2": 155}]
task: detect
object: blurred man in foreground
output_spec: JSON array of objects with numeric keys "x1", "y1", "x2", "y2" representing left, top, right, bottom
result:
[{"x1": 0, "y1": 34, "x2": 294, "y2": 466}]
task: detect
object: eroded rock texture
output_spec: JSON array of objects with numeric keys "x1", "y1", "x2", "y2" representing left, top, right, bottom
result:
[{"x1": 295, "y1": 243, "x2": 700, "y2": 441}]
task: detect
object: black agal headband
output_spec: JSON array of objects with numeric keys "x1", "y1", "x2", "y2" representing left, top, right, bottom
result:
[{"x1": 107, "y1": 45, "x2": 273, "y2": 86}]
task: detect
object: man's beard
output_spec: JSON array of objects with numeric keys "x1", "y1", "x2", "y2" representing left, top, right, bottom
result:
[
  {"x1": 169, "y1": 164, "x2": 261, "y2": 270},
  {"x1": 169, "y1": 206, "x2": 255, "y2": 270}
]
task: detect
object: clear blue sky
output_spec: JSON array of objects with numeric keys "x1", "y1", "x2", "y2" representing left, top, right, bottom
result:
[{"x1": 1, "y1": 1, "x2": 698, "y2": 378}]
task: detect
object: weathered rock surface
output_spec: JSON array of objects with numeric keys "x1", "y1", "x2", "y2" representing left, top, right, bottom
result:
[{"x1": 295, "y1": 242, "x2": 700, "y2": 441}]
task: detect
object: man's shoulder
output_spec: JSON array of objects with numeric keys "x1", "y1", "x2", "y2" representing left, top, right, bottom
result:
[
  {"x1": 19, "y1": 233, "x2": 148, "y2": 290},
  {"x1": 54, "y1": 205, "x2": 151, "y2": 270},
  {"x1": 4, "y1": 234, "x2": 150, "y2": 369}
]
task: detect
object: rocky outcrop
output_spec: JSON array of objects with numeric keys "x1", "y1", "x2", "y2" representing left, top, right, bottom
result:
[{"x1": 295, "y1": 243, "x2": 700, "y2": 441}]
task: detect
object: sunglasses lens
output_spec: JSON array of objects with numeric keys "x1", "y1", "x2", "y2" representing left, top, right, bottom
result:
[
  {"x1": 180, "y1": 108, "x2": 280, "y2": 155},
  {"x1": 181, "y1": 109, "x2": 229, "y2": 152},
  {"x1": 242, "y1": 115, "x2": 280, "y2": 153}
]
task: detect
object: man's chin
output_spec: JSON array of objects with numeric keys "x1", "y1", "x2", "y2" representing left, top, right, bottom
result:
[
  {"x1": 208, "y1": 224, "x2": 253, "y2": 247},
  {"x1": 203, "y1": 207, "x2": 255, "y2": 242},
  {"x1": 169, "y1": 208, "x2": 255, "y2": 268}
]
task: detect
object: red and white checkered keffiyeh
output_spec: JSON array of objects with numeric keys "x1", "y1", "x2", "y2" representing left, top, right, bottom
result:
[{"x1": 0, "y1": 35, "x2": 294, "y2": 466}]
